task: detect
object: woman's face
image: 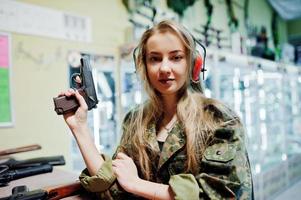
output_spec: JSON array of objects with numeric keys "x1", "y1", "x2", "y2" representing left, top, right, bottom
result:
[{"x1": 145, "y1": 31, "x2": 188, "y2": 96}]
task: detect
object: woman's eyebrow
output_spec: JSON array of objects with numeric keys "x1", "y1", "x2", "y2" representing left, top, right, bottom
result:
[
  {"x1": 169, "y1": 50, "x2": 185, "y2": 54},
  {"x1": 147, "y1": 50, "x2": 184, "y2": 55},
  {"x1": 147, "y1": 52, "x2": 161, "y2": 55}
]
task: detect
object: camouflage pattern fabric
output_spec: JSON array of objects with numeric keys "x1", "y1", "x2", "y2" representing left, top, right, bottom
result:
[{"x1": 79, "y1": 110, "x2": 254, "y2": 200}]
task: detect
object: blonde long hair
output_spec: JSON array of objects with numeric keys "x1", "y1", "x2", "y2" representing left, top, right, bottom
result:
[{"x1": 120, "y1": 20, "x2": 237, "y2": 180}]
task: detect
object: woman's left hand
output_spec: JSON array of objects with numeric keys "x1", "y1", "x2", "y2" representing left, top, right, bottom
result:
[{"x1": 112, "y1": 152, "x2": 140, "y2": 192}]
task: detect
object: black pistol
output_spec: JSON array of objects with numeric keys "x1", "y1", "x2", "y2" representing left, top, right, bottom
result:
[{"x1": 53, "y1": 57, "x2": 99, "y2": 115}]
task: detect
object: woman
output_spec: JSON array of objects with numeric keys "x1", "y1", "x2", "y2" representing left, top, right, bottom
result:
[{"x1": 60, "y1": 20, "x2": 253, "y2": 199}]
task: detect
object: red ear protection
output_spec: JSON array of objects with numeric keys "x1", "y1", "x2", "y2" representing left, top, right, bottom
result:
[{"x1": 192, "y1": 54, "x2": 203, "y2": 82}]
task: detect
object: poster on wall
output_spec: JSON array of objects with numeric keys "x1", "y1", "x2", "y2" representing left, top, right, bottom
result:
[
  {"x1": 0, "y1": 0, "x2": 92, "y2": 42},
  {"x1": 0, "y1": 32, "x2": 13, "y2": 127}
]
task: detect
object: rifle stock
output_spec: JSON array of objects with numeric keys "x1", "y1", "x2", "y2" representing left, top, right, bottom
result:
[
  {"x1": 0, "y1": 145, "x2": 41, "y2": 157},
  {"x1": 47, "y1": 182, "x2": 83, "y2": 200}
]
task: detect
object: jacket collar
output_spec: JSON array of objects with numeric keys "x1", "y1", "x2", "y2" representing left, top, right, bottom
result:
[{"x1": 146, "y1": 121, "x2": 186, "y2": 170}]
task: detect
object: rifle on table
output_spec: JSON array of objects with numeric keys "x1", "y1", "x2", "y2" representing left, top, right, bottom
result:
[
  {"x1": 0, "y1": 145, "x2": 41, "y2": 157},
  {"x1": 0, "y1": 164, "x2": 53, "y2": 187},
  {"x1": 0, "y1": 182, "x2": 84, "y2": 200},
  {"x1": 0, "y1": 156, "x2": 65, "y2": 169},
  {"x1": 0, "y1": 156, "x2": 65, "y2": 186}
]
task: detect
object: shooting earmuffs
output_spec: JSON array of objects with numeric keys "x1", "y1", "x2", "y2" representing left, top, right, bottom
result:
[
  {"x1": 192, "y1": 52, "x2": 203, "y2": 83},
  {"x1": 192, "y1": 38, "x2": 207, "y2": 82}
]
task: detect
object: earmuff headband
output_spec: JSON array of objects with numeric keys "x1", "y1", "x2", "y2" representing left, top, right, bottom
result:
[{"x1": 191, "y1": 38, "x2": 207, "y2": 82}]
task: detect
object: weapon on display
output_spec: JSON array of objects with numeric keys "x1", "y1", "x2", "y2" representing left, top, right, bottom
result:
[
  {"x1": 194, "y1": 26, "x2": 229, "y2": 49},
  {"x1": 135, "y1": 5, "x2": 156, "y2": 22},
  {"x1": 0, "y1": 156, "x2": 65, "y2": 186},
  {"x1": 0, "y1": 156, "x2": 65, "y2": 169},
  {"x1": 0, "y1": 165, "x2": 53, "y2": 187},
  {"x1": 0, "y1": 182, "x2": 83, "y2": 200},
  {"x1": 0, "y1": 145, "x2": 41, "y2": 157},
  {"x1": 139, "y1": 1, "x2": 157, "y2": 22},
  {"x1": 128, "y1": 1, "x2": 157, "y2": 30},
  {"x1": 195, "y1": 37, "x2": 231, "y2": 50},
  {"x1": 129, "y1": 18, "x2": 150, "y2": 29},
  {"x1": 53, "y1": 57, "x2": 99, "y2": 115}
]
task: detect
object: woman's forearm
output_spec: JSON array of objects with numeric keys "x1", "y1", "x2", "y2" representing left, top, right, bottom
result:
[
  {"x1": 72, "y1": 124, "x2": 104, "y2": 176},
  {"x1": 130, "y1": 179, "x2": 174, "y2": 200}
]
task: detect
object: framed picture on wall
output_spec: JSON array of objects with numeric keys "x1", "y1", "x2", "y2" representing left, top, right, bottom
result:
[{"x1": 0, "y1": 32, "x2": 14, "y2": 127}]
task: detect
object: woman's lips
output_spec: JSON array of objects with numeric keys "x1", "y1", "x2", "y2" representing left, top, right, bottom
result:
[{"x1": 159, "y1": 78, "x2": 175, "y2": 84}]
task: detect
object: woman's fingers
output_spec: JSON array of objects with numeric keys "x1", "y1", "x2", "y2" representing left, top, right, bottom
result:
[
  {"x1": 75, "y1": 90, "x2": 88, "y2": 110},
  {"x1": 112, "y1": 164, "x2": 119, "y2": 177},
  {"x1": 112, "y1": 160, "x2": 123, "y2": 170},
  {"x1": 112, "y1": 155, "x2": 130, "y2": 167},
  {"x1": 115, "y1": 152, "x2": 130, "y2": 160},
  {"x1": 112, "y1": 160, "x2": 117, "y2": 166},
  {"x1": 75, "y1": 75, "x2": 82, "y2": 84},
  {"x1": 58, "y1": 88, "x2": 75, "y2": 97},
  {"x1": 66, "y1": 88, "x2": 75, "y2": 96},
  {"x1": 112, "y1": 159, "x2": 129, "y2": 177},
  {"x1": 57, "y1": 89, "x2": 87, "y2": 110}
]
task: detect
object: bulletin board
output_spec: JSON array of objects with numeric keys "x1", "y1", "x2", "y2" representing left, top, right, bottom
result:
[{"x1": 0, "y1": 32, "x2": 13, "y2": 127}]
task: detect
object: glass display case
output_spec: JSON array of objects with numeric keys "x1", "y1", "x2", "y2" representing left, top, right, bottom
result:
[
  {"x1": 206, "y1": 51, "x2": 301, "y2": 200},
  {"x1": 119, "y1": 58, "x2": 144, "y2": 117}
]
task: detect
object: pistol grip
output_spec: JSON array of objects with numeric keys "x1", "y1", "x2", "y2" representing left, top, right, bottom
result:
[{"x1": 53, "y1": 95, "x2": 80, "y2": 115}]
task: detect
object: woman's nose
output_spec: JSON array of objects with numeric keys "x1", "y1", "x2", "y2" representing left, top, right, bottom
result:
[{"x1": 159, "y1": 58, "x2": 171, "y2": 73}]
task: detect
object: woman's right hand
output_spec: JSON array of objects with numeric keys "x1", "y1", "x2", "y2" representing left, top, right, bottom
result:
[
  {"x1": 59, "y1": 88, "x2": 105, "y2": 175},
  {"x1": 58, "y1": 88, "x2": 88, "y2": 133}
]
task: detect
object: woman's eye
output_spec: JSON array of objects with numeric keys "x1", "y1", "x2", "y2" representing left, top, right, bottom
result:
[
  {"x1": 172, "y1": 55, "x2": 183, "y2": 61},
  {"x1": 148, "y1": 57, "x2": 161, "y2": 62}
]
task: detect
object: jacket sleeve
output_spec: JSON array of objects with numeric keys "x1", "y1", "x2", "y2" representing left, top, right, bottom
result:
[
  {"x1": 79, "y1": 154, "x2": 116, "y2": 193},
  {"x1": 168, "y1": 119, "x2": 253, "y2": 200},
  {"x1": 79, "y1": 151, "x2": 130, "y2": 199},
  {"x1": 78, "y1": 110, "x2": 136, "y2": 198}
]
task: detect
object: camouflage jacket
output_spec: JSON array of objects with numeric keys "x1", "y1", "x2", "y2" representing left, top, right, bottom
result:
[{"x1": 79, "y1": 112, "x2": 254, "y2": 200}]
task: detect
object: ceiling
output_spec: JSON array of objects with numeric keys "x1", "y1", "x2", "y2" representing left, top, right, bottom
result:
[{"x1": 267, "y1": 0, "x2": 301, "y2": 20}]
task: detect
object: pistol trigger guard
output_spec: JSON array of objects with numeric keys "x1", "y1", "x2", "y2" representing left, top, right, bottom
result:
[
  {"x1": 71, "y1": 73, "x2": 80, "y2": 80},
  {"x1": 71, "y1": 73, "x2": 81, "y2": 88}
]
